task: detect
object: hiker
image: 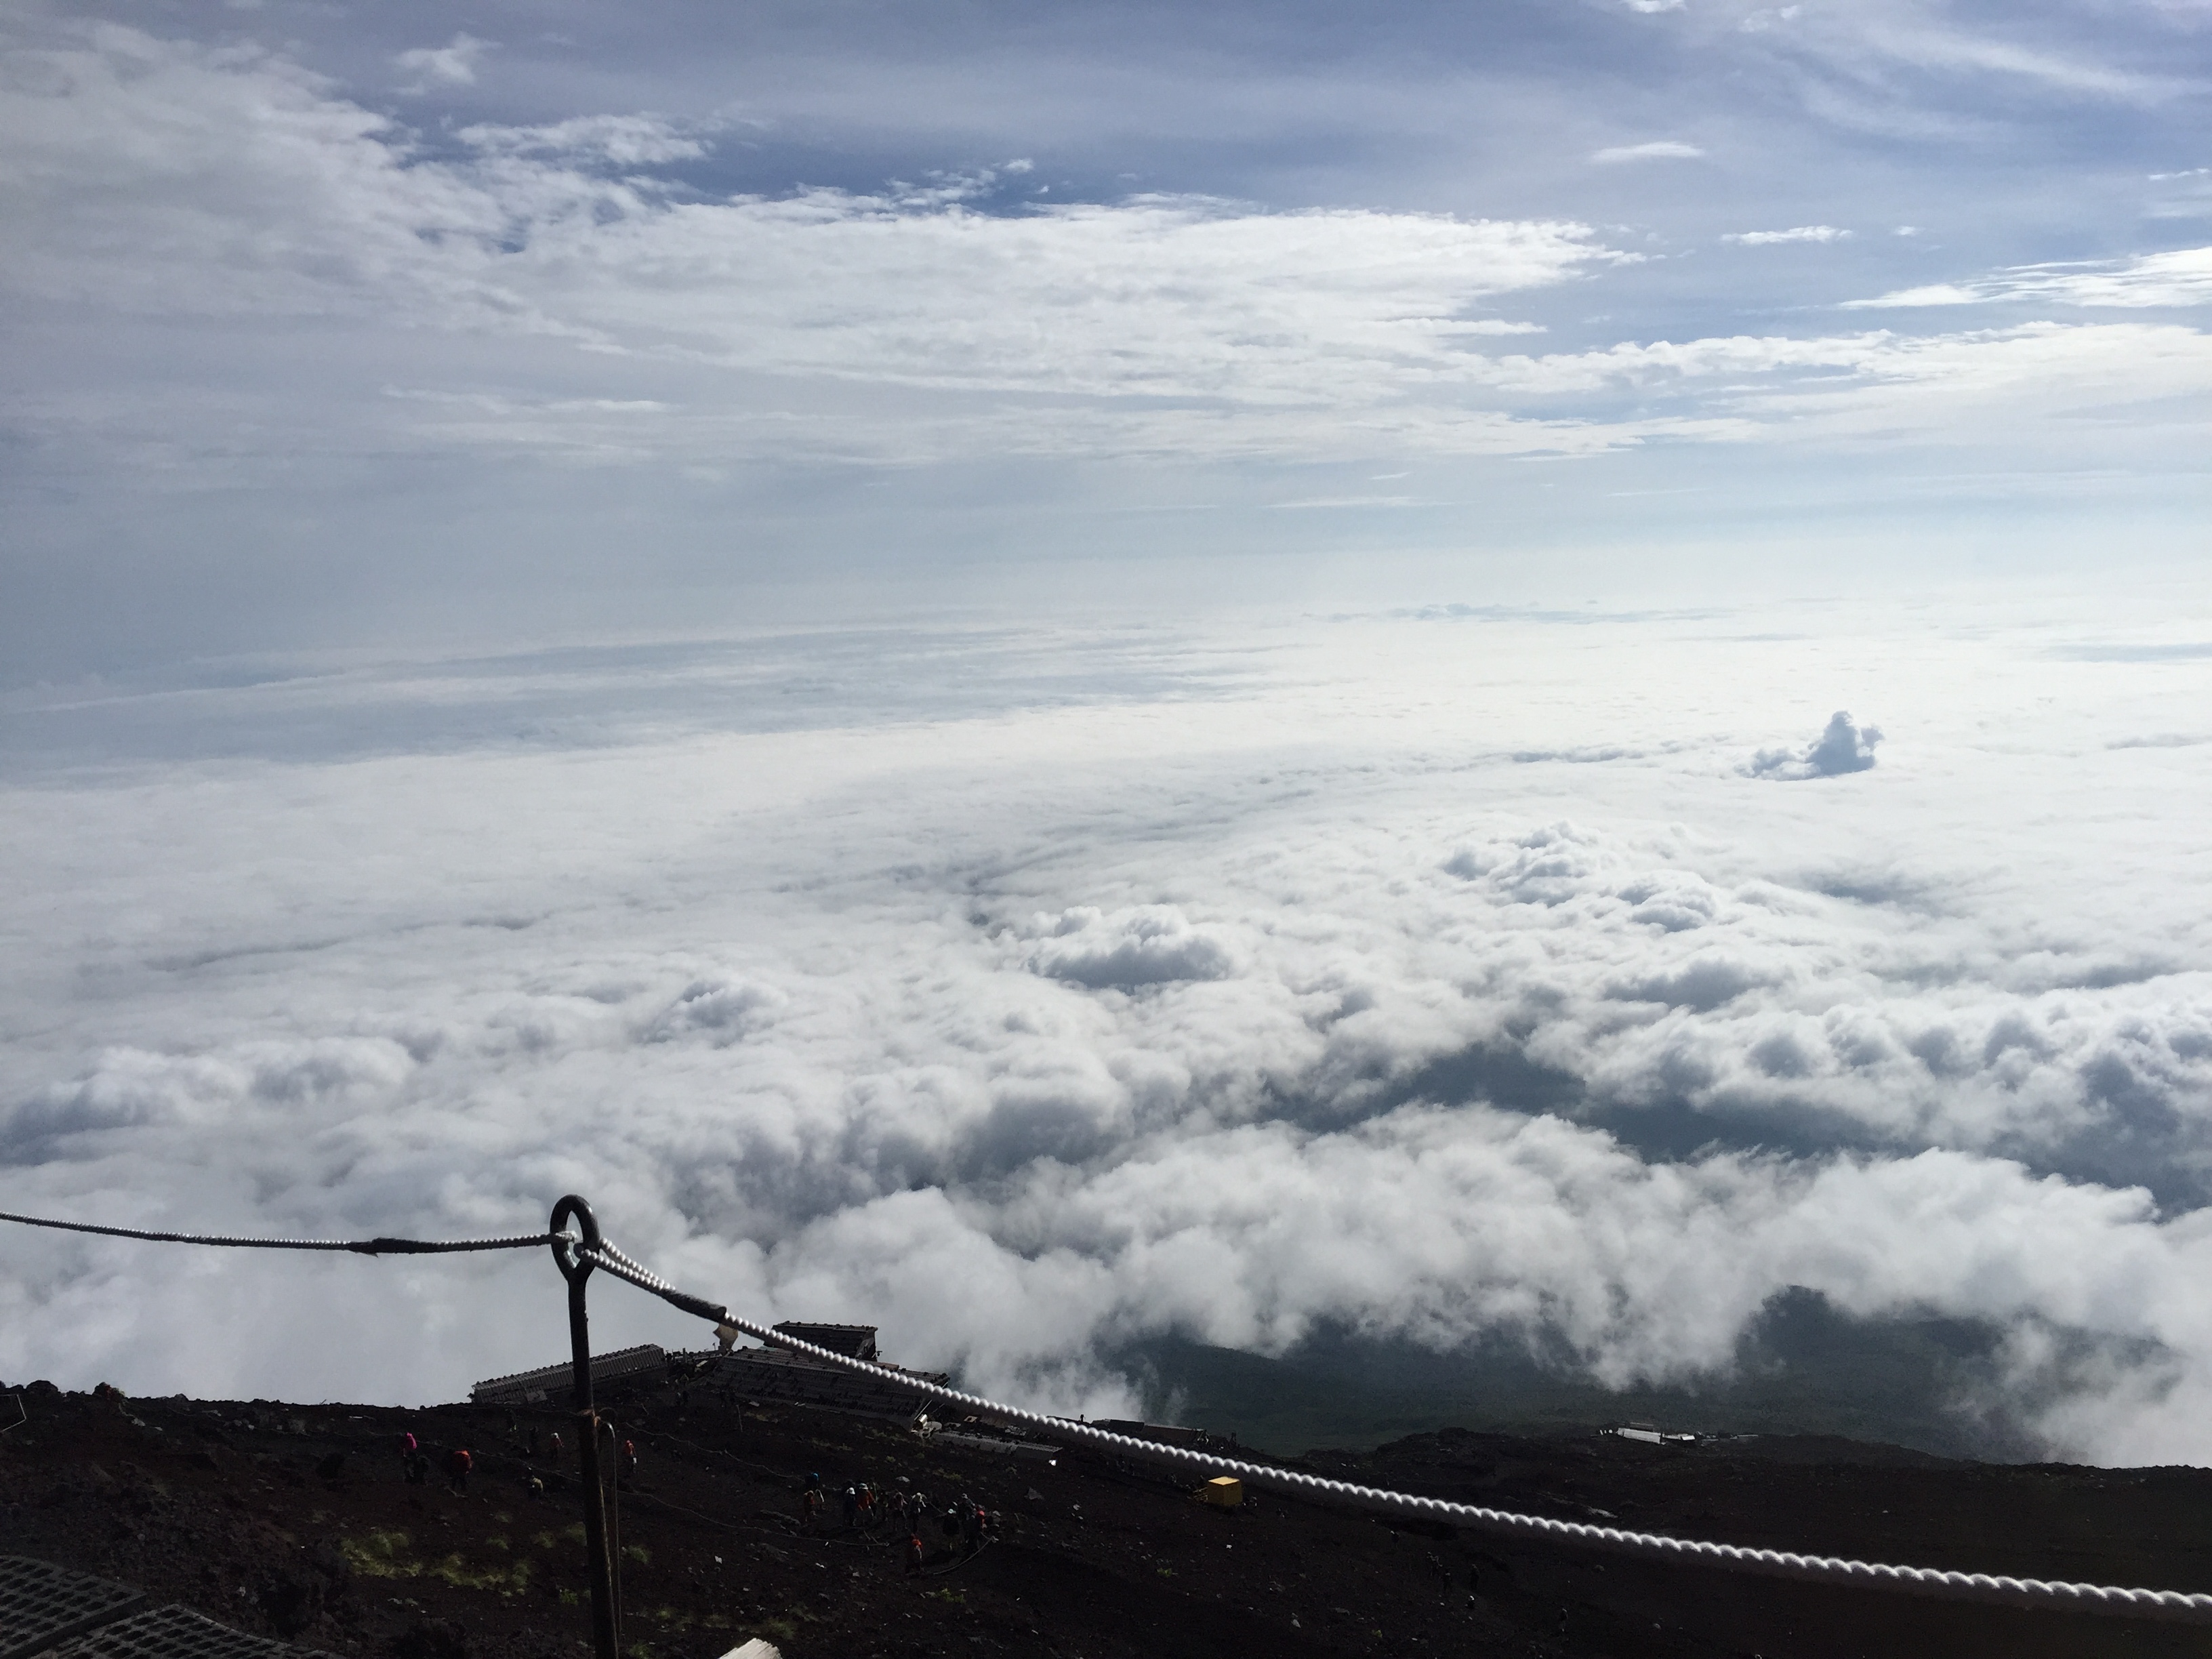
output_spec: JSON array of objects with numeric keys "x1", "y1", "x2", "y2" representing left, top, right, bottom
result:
[
  {"x1": 398, "y1": 1429, "x2": 417, "y2": 1466},
  {"x1": 857, "y1": 1483, "x2": 877, "y2": 1528},
  {"x1": 405, "y1": 1450, "x2": 430, "y2": 1486},
  {"x1": 802, "y1": 1487, "x2": 824, "y2": 1534},
  {"x1": 621, "y1": 1438, "x2": 638, "y2": 1483},
  {"x1": 840, "y1": 1485, "x2": 859, "y2": 1530},
  {"x1": 548, "y1": 1430, "x2": 565, "y2": 1463},
  {"x1": 445, "y1": 1446, "x2": 472, "y2": 1494},
  {"x1": 528, "y1": 1426, "x2": 540, "y2": 1457},
  {"x1": 959, "y1": 1499, "x2": 981, "y2": 1556},
  {"x1": 903, "y1": 1533, "x2": 924, "y2": 1577}
]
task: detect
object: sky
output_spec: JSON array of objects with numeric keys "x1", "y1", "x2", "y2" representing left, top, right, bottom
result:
[
  {"x1": 3, "y1": 0, "x2": 2209, "y2": 670},
  {"x1": 3, "y1": 1, "x2": 2212, "y2": 1463}
]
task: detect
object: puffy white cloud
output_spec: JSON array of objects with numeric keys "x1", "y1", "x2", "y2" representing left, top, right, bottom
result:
[
  {"x1": 394, "y1": 33, "x2": 492, "y2": 93},
  {"x1": 1023, "y1": 907, "x2": 1241, "y2": 990},
  {"x1": 0, "y1": 26, "x2": 517, "y2": 323}
]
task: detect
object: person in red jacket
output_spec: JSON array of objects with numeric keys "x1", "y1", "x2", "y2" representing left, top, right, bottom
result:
[
  {"x1": 902, "y1": 1534, "x2": 924, "y2": 1577},
  {"x1": 445, "y1": 1446, "x2": 472, "y2": 1494}
]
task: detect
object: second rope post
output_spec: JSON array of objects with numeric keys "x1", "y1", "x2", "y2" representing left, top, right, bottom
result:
[{"x1": 551, "y1": 1195, "x2": 623, "y2": 1659}]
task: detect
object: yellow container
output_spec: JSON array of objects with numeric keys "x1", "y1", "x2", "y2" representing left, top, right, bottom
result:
[{"x1": 1197, "y1": 1476, "x2": 1243, "y2": 1509}]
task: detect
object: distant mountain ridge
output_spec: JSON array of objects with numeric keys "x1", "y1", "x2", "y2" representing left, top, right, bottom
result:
[{"x1": 1111, "y1": 1286, "x2": 2108, "y2": 1462}]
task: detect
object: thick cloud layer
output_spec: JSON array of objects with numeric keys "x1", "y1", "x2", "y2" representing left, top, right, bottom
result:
[{"x1": 5, "y1": 598, "x2": 2211, "y2": 1466}]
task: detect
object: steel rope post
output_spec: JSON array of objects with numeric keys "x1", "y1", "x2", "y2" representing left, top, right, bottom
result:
[{"x1": 550, "y1": 1195, "x2": 621, "y2": 1659}]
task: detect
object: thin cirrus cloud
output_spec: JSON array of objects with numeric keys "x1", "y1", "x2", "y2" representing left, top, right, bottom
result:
[
  {"x1": 456, "y1": 113, "x2": 714, "y2": 165},
  {"x1": 1591, "y1": 140, "x2": 1707, "y2": 163},
  {"x1": 1723, "y1": 225, "x2": 1853, "y2": 245},
  {"x1": 9, "y1": 24, "x2": 2209, "y2": 489},
  {"x1": 0, "y1": 27, "x2": 2203, "y2": 487},
  {"x1": 1847, "y1": 245, "x2": 2212, "y2": 309}
]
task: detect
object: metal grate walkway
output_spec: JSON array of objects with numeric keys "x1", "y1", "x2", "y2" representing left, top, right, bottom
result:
[
  {"x1": 41, "y1": 1605, "x2": 333, "y2": 1659},
  {"x1": 0, "y1": 1558, "x2": 145, "y2": 1659},
  {"x1": 0, "y1": 1562, "x2": 332, "y2": 1659}
]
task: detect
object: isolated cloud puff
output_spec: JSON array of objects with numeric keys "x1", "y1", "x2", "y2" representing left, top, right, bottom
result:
[{"x1": 1746, "y1": 711, "x2": 1883, "y2": 779}]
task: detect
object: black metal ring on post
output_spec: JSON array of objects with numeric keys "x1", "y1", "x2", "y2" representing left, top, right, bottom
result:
[{"x1": 551, "y1": 1194, "x2": 600, "y2": 1285}]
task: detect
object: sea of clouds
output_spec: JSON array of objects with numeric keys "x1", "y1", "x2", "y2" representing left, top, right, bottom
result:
[{"x1": 4, "y1": 596, "x2": 2212, "y2": 1465}]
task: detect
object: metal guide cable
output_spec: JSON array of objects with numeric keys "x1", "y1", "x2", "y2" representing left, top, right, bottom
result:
[
  {"x1": 0, "y1": 1209, "x2": 559, "y2": 1255},
  {"x1": 579, "y1": 1240, "x2": 2212, "y2": 1625}
]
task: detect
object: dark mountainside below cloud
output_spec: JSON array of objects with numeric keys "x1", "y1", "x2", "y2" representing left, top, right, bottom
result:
[{"x1": 1115, "y1": 1288, "x2": 2122, "y2": 1462}]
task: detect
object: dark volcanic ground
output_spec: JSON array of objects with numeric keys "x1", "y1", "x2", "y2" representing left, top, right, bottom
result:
[{"x1": 4, "y1": 1375, "x2": 2210, "y2": 1658}]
